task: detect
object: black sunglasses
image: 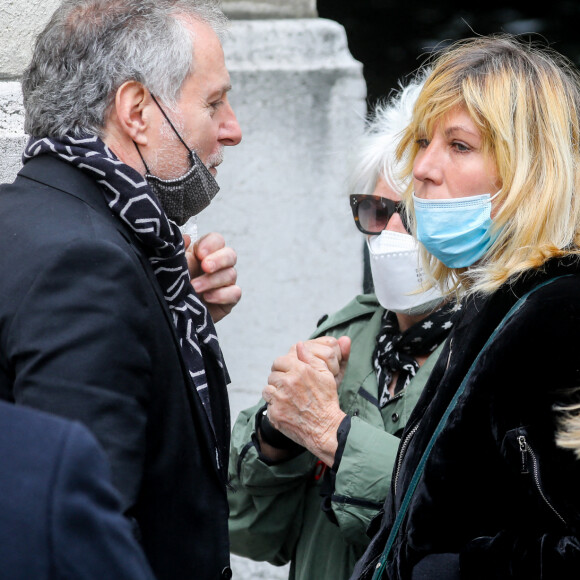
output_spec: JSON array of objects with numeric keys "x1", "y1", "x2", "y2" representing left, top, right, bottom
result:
[{"x1": 349, "y1": 194, "x2": 410, "y2": 234}]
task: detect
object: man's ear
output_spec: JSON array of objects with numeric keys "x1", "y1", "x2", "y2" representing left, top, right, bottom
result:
[{"x1": 114, "y1": 81, "x2": 152, "y2": 146}]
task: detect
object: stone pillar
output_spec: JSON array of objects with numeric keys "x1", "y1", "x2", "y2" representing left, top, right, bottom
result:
[
  {"x1": 0, "y1": 3, "x2": 366, "y2": 578},
  {"x1": 223, "y1": 0, "x2": 317, "y2": 18},
  {"x1": 209, "y1": 14, "x2": 365, "y2": 433},
  {"x1": 201, "y1": 15, "x2": 366, "y2": 576}
]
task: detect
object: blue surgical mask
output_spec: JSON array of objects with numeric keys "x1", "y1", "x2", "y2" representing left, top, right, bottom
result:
[{"x1": 412, "y1": 192, "x2": 499, "y2": 268}]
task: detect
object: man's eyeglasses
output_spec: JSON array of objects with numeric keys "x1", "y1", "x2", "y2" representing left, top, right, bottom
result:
[{"x1": 349, "y1": 194, "x2": 410, "y2": 235}]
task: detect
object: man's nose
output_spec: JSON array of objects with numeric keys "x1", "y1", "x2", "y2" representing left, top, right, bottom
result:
[{"x1": 220, "y1": 103, "x2": 242, "y2": 146}]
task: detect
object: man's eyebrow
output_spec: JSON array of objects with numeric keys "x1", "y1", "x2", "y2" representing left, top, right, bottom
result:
[{"x1": 208, "y1": 84, "x2": 232, "y2": 100}]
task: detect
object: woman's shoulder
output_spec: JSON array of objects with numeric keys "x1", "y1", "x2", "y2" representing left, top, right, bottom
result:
[
  {"x1": 483, "y1": 260, "x2": 580, "y2": 352},
  {"x1": 509, "y1": 257, "x2": 580, "y2": 310},
  {"x1": 310, "y1": 294, "x2": 384, "y2": 339}
]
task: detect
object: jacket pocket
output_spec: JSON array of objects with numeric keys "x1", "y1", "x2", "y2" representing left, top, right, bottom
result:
[{"x1": 501, "y1": 426, "x2": 567, "y2": 526}]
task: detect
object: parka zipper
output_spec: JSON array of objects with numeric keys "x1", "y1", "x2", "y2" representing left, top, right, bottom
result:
[
  {"x1": 518, "y1": 435, "x2": 567, "y2": 526},
  {"x1": 393, "y1": 421, "x2": 420, "y2": 496}
]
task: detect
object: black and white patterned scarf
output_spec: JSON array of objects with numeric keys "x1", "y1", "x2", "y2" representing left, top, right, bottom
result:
[
  {"x1": 373, "y1": 302, "x2": 457, "y2": 407},
  {"x1": 23, "y1": 133, "x2": 227, "y2": 431}
]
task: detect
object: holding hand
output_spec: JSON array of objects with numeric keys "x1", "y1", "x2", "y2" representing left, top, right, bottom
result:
[
  {"x1": 262, "y1": 336, "x2": 351, "y2": 466},
  {"x1": 184, "y1": 232, "x2": 242, "y2": 322}
]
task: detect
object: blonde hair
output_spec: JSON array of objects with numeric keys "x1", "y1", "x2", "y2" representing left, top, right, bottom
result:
[{"x1": 398, "y1": 34, "x2": 580, "y2": 295}]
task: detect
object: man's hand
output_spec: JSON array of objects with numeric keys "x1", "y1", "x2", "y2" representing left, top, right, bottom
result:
[
  {"x1": 184, "y1": 232, "x2": 241, "y2": 323},
  {"x1": 261, "y1": 336, "x2": 351, "y2": 466}
]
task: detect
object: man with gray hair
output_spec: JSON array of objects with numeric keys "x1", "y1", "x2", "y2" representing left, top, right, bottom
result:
[{"x1": 0, "y1": 1, "x2": 242, "y2": 578}]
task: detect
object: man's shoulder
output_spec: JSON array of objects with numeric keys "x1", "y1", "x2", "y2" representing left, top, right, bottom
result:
[
  {"x1": 2, "y1": 155, "x2": 110, "y2": 216},
  {"x1": 0, "y1": 156, "x2": 137, "y2": 252},
  {"x1": 310, "y1": 293, "x2": 383, "y2": 338}
]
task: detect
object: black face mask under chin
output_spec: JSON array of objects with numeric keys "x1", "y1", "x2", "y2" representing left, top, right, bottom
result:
[{"x1": 135, "y1": 94, "x2": 220, "y2": 226}]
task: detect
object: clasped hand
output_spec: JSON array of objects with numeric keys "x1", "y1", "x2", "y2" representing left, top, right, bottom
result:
[{"x1": 262, "y1": 335, "x2": 351, "y2": 466}]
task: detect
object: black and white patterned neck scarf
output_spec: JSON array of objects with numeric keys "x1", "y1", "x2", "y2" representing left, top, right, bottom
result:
[
  {"x1": 373, "y1": 302, "x2": 457, "y2": 407},
  {"x1": 23, "y1": 133, "x2": 227, "y2": 432}
]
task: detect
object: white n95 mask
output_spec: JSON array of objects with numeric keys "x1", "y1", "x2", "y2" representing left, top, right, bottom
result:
[{"x1": 367, "y1": 230, "x2": 444, "y2": 315}]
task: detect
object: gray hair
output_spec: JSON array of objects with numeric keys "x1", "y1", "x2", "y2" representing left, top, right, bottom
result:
[
  {"x1": 347, "y1": 70, "x2": 429, "y2": 197},
  {"x1": 22, "y1": 0, "x2": 229, "y2": 138}
]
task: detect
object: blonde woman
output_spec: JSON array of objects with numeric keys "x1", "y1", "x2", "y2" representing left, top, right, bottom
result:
[{"x1": 351, "y1": 35, "x2": 580, "y2": 580}]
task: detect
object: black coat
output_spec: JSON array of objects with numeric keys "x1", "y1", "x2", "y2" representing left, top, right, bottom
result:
[
  {"x1": 352, "y1": 257, "x2": 580, "y2": 580},
  {"x1": 0, "y1": 156, "x2": 232, "y2": 580},
  {"x1": 0, "y1": 400, "x2": 156, "y2": 579}
]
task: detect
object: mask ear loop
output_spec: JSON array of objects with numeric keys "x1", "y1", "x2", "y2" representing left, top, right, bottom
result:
[
  {"x1": 133, "y1": 141, "x2": 151, "y2": 174},
  {"x1": 149, "y1": 93, "x2": 192, "y2": 153},
  {"x1": 133, "y1": 92, "x2": 194, "y2": 175}
]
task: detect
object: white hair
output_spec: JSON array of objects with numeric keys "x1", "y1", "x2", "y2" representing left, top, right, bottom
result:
[
  {"x1": 347, "y1": 69, "x2": 429, "y2": 197},
  {"x1": 22, "y1": 0, "x2": 228, "y2": 138}
]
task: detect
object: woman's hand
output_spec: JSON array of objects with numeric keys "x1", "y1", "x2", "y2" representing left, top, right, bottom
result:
[{"x1": 262, "y1": 336, "x2": 351, "y2": 466}]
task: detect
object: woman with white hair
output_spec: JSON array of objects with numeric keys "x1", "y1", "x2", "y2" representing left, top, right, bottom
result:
[{"x1": 227, "y1": 70, "x2": 455, "y2": 580}]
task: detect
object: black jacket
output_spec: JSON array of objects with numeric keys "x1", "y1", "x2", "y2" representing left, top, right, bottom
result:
[
  {"x1": 0, "y1": 155, "x2": 232, "y2": 580},
  {"x1": 352, "y1": 257, "x2": 580, "y2": 580},
  {"x1": 0, "y1": 400, "x2": 156, "y2": 579}
]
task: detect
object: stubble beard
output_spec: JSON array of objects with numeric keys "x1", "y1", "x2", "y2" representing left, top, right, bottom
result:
[
  {"x1": 205, "y1": 146, "x2": 224, "y2": 171},
  {"x1": 155, "y1": 116, "x2": 223, "y2": 175}
]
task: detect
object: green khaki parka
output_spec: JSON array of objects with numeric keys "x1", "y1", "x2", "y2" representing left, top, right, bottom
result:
[{"x1": 228, "y1": 294, "x2": 444, "y2": 580}]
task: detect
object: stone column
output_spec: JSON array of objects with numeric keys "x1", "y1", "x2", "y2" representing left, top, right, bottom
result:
[
  {"x1": 0, "y1": 3, "x2": 366, "y2": 578},
  {"x1": 223, "y1": 0, "x2": 316, "y2": 18},
  {"x1": 203, "y1": 8, "x2": 367, "y2": 575}
]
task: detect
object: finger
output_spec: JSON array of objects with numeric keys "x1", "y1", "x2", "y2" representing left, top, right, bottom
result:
[
  {"x1": 199, "y1": 246, "x2": 237, "y2": 275},
  {"x1": 191, "y1": 266, "x2": 237, "y2": 294},
  {"x1": 305, "y1": 337, "x2": 342, "y2": 362},
  {"x1": 299, "y1": 342, "x2": 343, "y2": 380},
  {"x1": 299, "y1": 340, "x2": 341, "y2": 375},
  {"x1": 186, "y1": 252, "x2": 200, "y2": 279},
  {"x1": 296, "y1": 341, "x2": 319, "y2": 366},
  {"x1": 270, "y1": 354, "x2": 296, "y2": 374},
  {"x1": 302, "y1": 339, "x2": 340, "y2": 358},
  {"x1": 200, "y1": 284, "x2": 242, "y2": 307},
  {"x1": 308, "y1": 336, "x2": 340, "y2": 348},
  {"x1": 206, "y1": 304, "x2": 233, "y2": 324},
  {"x1": 284, "y1": 343, "x2": 298, "y2": 356},
  {"x1": 262, "y1": 384, "x2": 277, "y2": 405},
  {"x1": 193, "y1": 232, "x2": 225, "y2": 261},
  {"x1": 184, "y1": 233, "x2": 202, "y2": 279},
  {"x1": 266, "y1": 370, "x2": 284, "y2": 390},
  {"x1": 338, "y1": 335, "x2": 352, "y2": 362}
]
